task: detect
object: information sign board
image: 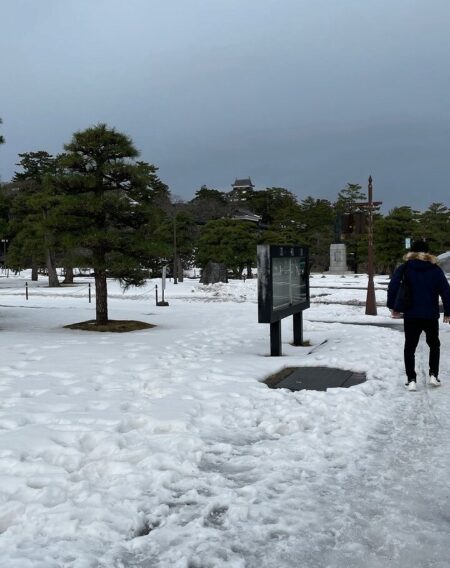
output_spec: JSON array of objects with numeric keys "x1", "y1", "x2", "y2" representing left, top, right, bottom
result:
[{"x1": 258, "y1": 245, "x2": 310, "y2": 324}]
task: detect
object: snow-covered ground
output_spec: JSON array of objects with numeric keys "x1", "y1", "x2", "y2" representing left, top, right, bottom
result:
[{"x1": 1, "y1": 272, "x2": 450, "y2": 567}]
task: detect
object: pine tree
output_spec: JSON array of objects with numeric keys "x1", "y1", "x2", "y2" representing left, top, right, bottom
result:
[
  {"x1": 335, "y1": 183, "x2": 366, "y2": 213},
  {"x1": 0, "y1": 189, "x2": 9, "y2": 255},
  {"x1": 334, "y1": 183, "x2": 371, "y2": 272},
  {"x1": 188, "y1": 185, "x2": 229, "y2": 222},
  {"x1": 196, "y1": 218, "x2": 258, "y2": 277},
  {"x1": 10, "y1": 151, "x2": 62, "y2": 285},
  {"x1": 374, "y1": 206, "x2": 418, "y2": 274},
  {"x1": 298, "y1": 197, "x2": 334, "y2": 270},
  {"x1": 0, "y1": 116, "x2": 8, "y2": 237},
  {"x1": 249, "y1": 187, "x2": 299, "y2": 226},
  {"x1": 59, "y1": 123, "x2": 168, "y2": 324},
  {"x1": 417, "y1": 203, "x2": 450, "y2": 254},
  {"x1": 158, "y1": 206, "x2": 197, "y2": 278}
]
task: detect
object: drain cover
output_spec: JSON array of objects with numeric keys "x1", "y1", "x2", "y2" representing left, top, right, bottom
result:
[{"x1": 265, "y1": 366, "x2": 366, "y2": 392}]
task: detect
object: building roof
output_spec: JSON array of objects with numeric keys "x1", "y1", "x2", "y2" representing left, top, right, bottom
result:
[
  {"x1": 231, "y1": 208, "x2": 261, "y2": 223},
  {"x1": 232, "y1": 178, "x2": 254, "y2": 188}
]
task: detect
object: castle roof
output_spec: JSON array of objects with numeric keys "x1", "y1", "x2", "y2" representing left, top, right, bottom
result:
[{"x1": 232, "y1": 178, "x2": 254, "y2": 188}]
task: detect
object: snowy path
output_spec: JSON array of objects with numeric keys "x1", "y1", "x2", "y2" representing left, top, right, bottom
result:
[
  {"x1": 125, "y1": 332, "x2": 450, "y2": 568},
  {"x1": 256, "y1": 340, "x2": 450, "y2": 568}
]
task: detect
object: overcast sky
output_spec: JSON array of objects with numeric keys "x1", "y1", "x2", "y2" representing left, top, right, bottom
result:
[{"x1": 1, "y1": 0, "x2": 450, "y2": 212}]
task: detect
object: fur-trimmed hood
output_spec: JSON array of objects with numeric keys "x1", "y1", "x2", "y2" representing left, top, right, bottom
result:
[{"x1": 403, "y1": 251, "x2": 437, "y2": 264}]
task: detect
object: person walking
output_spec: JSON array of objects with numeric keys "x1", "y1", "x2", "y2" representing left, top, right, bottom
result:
[{"x1": 387, "y1": 240, "x2": 450, "y2": 391}]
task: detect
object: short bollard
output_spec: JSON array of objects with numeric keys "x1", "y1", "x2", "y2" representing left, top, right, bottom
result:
[
  {"x1": 25, "y1": 282, "x2": 29, "y2": 300},
  {"x1": 156, "y1": 283, "x2": 169, "y2": 306}
]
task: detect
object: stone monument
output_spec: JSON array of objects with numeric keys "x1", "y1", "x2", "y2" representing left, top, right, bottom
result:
[{"x1": 328, "y1": 243, "x2": 349, "y2": 274}]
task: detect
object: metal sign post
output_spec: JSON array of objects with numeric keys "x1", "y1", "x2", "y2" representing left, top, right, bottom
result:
[
  {"x1": 293, "y1": 311, "x2": 303, "y2": 346},
  {"x1": 157, "y1": 265, "x2": 169, "y2": 306}
]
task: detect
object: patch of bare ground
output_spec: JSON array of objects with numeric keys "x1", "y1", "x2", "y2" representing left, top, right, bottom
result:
[
  {"x1": 263, "y1": 367, "x2": 295, "y2": 388},
  {"x1": 64, "y1": 320, "x2": 155, "y2": 332}
]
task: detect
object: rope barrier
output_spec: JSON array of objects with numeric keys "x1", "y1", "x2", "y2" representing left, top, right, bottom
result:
[{"x1": 0, "y1": 280, "x2": 160, "y2": 304}]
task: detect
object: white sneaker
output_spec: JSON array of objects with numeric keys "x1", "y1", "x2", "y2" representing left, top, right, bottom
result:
[
  {"x1": 405, "y1": 381, "x2": 417, "y2": 392},
  {"x1": 429, "y1": 375, "x2": 441, "y2": 387}
]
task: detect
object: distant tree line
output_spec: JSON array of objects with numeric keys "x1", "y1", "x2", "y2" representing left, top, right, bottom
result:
[{"x1": 1, "y1": 120, "x2": 450, "y2": 323}]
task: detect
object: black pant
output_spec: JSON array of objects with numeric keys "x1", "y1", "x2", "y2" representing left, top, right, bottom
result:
[{"x1": 404, "y1": 318, "x2": 440, "y2": 381}]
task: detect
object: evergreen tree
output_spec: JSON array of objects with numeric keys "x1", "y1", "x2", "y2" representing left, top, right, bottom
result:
[
  {"x1": 0, "y1": 187, "x2": 10, "y2": 252},
  {"x1": 0, "y1": 191, "x2": 8, "y2": 234},
  {"x1": 10, "y1": 151, "x2": 62, "y2": 285},
  {"x1": 249, "y1": 187, "x2": 299, "y2": 226},
  {"x1": 252, "y1": 188, "x2": 305, "y2": 251},
  {"x1": 193, "y1": 185, "x2": 228, "y2": 203},
  {"x1": 374, "y1": 206, "x2": 418, "y2": 274},
  {"x1": 298, "y1": 197, "x2": 334, "y2": 270},
  {"x1": 335, "y1": 183, "x2": 372, "y2": 272},
  {"x1": 59, "y1": 123, "x2": 168, "y2": 324},
  {"x1": 188, "y1": 185, "x2": 229, "y2": 222},
  {"x1": 196, "y1": 218, "x2": 258, "y2": 277},
  {"x1": 335, "y1": 183, "x2": 366, "y2": 213},
  {"x1": 157, "y1": 205, "x2": 198, "y2": 277},
  {"x1": 416, "y1": 203, "x2": 450, "y2": 254}
]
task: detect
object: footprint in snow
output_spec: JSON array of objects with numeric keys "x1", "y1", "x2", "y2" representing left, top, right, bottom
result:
[{"x1": 49, "y1": 372, "x2": 76, "y2": 379}]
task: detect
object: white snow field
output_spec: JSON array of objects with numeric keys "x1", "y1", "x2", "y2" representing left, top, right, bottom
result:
[{"x1": 1, "y1": 272, "x2": 450, "y2": 567}]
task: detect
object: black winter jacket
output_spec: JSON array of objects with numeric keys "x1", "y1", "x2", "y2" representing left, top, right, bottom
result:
[{"x1": 387, "y1": 252, "x2": 450, "y2": 319}]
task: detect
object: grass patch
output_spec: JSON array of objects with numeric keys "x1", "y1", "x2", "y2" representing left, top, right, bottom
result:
[
  {"x1": 64, "y1": 319, "x2": 155, "y2": 333},
  {"x1": 263, "y1": 367, "x2": 295, "y2": 389},
  {"x1": 288, "y1": 339, "x2": 312, "y2": 347}
]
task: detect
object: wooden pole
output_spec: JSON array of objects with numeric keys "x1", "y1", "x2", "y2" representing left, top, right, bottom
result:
[
  {"x1": 173, "y1": 209, "x2": 178, "y2": 285},
  {"x1": 365, "y1": 176, "x2": 377, "y2": 315}
]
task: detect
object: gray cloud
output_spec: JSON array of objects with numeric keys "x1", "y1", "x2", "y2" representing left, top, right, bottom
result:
[{"x1": 2, "y1": 0, "x2": 450, "y2": 212}]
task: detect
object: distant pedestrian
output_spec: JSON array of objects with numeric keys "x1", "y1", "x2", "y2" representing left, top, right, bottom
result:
[{"x1": 387, "y1": 240, "x2": 450, "y2": 391}]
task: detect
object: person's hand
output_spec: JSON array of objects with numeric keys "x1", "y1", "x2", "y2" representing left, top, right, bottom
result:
[
  {"x1": 444, "y1": 315, "x2": 450, "y2": 324},
  {"x1": 391, "y1": 310, "x2": 402, "y2": 319}
]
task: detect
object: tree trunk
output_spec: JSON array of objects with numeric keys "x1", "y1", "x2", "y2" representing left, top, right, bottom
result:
[
  {"x1": 31, "y1": 258, "x2": 38, "y2": 281},
  {"x1": 63, "y1": 266, "x2": 74, "y2": 284},
  {"x1": 46, "y1": 249, "x2": 60, "y2": 287},
  {"x1": 200, "y1": 261, "x2": 228, "y2": 284},
  {"x1": 94, "y1": 270, "x2": 108, "y2": 324},
  {"x1": 176, "y1": 258, "x2": 184, "y2": 282}
]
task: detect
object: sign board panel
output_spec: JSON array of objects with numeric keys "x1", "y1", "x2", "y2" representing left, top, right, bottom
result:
[{"x1": 258, "y1": 244, "x2": 310, "y2": 323}]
